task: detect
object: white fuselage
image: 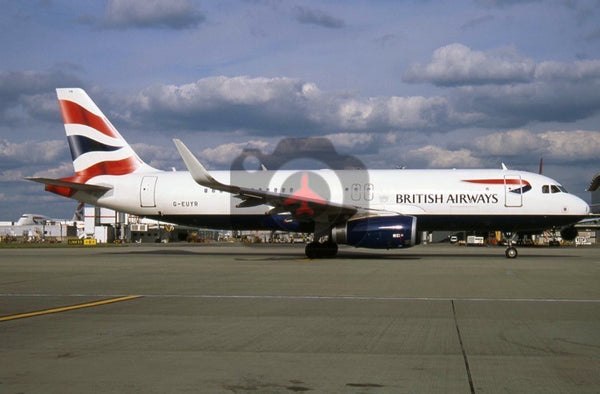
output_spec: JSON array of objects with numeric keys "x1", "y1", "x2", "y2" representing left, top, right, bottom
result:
[{"x1": 79, "y1": 168, "x2": 589, "y2": 233}]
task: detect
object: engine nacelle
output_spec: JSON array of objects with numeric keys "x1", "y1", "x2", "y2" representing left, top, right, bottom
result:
[
  {"x1": 331, "y1": 215, "x2": 418, "y2": 249},
  {"x1": 560, "y1": 226, "x2": 578, "y2": 241}
]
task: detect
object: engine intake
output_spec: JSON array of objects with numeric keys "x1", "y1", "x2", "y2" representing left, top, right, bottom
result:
[{"x1": 331, "y1": 215, "x2": 418, "y2": 249}]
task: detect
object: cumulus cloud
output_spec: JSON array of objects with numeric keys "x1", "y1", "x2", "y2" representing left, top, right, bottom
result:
[
  {"x1": 101, "y1": 0, "x2": 205, "y2": 29},
  {"x1": 539, "y1": 130, "x2": 600, "y2": 161},
  {"x1": 0, "y1": 169, "x2": 26, "y2": 182},
  {"x1": 198, "y1": 141, "x2": 271, "y2": 167},
  {"x1": 472, "y1": 129, "x2": 543, "y2": 156},
  {"x1": 403, "y1": 43, "x2": 535, "y2": 86},
  {"x1": 0, "y1": 139, "x2": 66, "y2": 168},
  {"x1": 534, "y1": 60, "x2": 600, "y2": 81},
  {"x1": 322, "y1": 133, "x2": 377, "y2": 154},
  {"x1": 120, "y1": 76, "x2": 321, "y2": 133},
  {"x1": 453, "y1": 79, "x2": 600, "y2": 126},
  {"x1": 97, "y1": 67, "x2": 600, "y2": 139},
  {"x1": 130, "y1": 142, "x2": 182, "y2": 170},
  {"x1": 115, "y1": 76, "x2": 460, "y2": 135},
  {"x1": 0, "y1": 70, "x2": 81, "y2": 121},
  {"x1": 403, "y1": 45, "x2": 600, "y2": 126},
  {"x1": 406, "y1": 145, "x2": 482, "y2": 168},
  {"x1": 471, "y1": 129, "x2": 600, "y2": 162},
  {"x1": 31, "y1": 162, "x2": 74, "y2": 179}
]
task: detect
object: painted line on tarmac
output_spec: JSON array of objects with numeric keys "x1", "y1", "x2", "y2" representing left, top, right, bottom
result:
[
  {"x1": 451, "y1": 300, "x2": 475, "y2": 394},
  {"x1": 1, "y1": 293, "x2": 599, "y2": 303},
  {"x1": 0, "y1": 295, "x2": 141, "y2": 322}
]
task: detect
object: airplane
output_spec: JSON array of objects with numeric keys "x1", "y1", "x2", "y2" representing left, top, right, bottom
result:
[{"x1": 28, "y1": 88, "x2": 590, "y2": 258}]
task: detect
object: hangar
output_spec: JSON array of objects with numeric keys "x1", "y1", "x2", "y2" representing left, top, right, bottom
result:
[{"x1": 587, "y1": 172, "x2": 600, "y2": 214}]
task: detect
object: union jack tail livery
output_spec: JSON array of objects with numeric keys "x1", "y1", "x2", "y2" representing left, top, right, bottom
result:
[
  {"x1": 29, "y1": 89, "x2": 157, "y2": 197},
  {"x1": 59, "y1": 88, "x2": 148, "y2": 176}
]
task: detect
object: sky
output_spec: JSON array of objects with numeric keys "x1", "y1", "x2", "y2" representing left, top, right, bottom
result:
[{"x1": 0, "y1": 0, "x2": 599, "y2": 220}]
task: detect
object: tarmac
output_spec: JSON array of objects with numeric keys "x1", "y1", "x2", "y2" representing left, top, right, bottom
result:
[{"x1": 1, "y1": 243, "x2": 599, "y2": 393}]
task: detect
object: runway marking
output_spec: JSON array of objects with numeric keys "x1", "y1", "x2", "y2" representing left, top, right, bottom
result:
[
  {"x1": 0, "y1": 295, "x2": 141, "y2": 322},
  {"x1": 1, "y1": 294, "x2": 599, "y2": 303},
  {"x1": 452, "y1": 300, "x2": 475, "y2": 394}
]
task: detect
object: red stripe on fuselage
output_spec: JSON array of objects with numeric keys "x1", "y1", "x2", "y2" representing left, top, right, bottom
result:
[
  {"x1": 464, "y1": 178, "x2": 531, "y2": 186},
  {"x1": 59, "y1": 99, "x2": 119, "y2": 139}
]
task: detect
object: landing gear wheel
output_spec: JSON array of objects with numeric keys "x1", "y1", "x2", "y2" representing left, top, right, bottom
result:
[
  {"x1": 505, "y1": 246, "x2": 518, "y2": 259},
  {"x1": 305, "y1": 242, "x2": 338, "y2": 259},
  {"x1": 323, "y1": 242, "x2": 338, "y2": 258},
  {"x1": 305, "y1": 242, "x2": 318, "y2": 259}
]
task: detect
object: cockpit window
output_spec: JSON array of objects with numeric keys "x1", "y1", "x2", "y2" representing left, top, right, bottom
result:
[{"x1": 543, "y1": 184, "x2": 568, "y2": 194}]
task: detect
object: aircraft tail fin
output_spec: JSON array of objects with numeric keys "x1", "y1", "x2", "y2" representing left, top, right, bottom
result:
[
  {"x1": 27, "y1": 88, "x2": 158, "y2": 198},
  {"x1": 56, "y1": 88, "x2": 156, "y2": 180}
]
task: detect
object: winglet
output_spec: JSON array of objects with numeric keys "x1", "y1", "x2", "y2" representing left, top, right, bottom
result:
[
  {"x1": 172, "y1": 139, "x2": 236, "y2": 194},
  {"x1": 173, "y1": 139, "x2": 219, "y2": 185}
]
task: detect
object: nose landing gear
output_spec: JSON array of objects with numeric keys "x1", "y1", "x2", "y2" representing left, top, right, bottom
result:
[
  {"x1": 503, "y1": 232, "x2": 518, "y2": 259},
  {"x1": 505, "y1": 246, "x2": 518, "y2": 258}
]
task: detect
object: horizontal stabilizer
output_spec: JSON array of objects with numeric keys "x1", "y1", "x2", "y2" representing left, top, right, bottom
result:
[{"x1": 26, "y1": 177, "x2": 112, "y2": 193}]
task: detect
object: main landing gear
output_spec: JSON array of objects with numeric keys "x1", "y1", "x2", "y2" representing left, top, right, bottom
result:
[{"x1": 305, "y1": 241, "x2": 338, "y2": 259}]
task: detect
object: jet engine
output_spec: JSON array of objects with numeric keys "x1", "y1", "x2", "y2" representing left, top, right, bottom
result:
[
  {"x1": 560, "y1": 226, "x2": 578, "y2": 241},
  {"x1": 331, "y1": 215, "x2": 418, "y2": 249}
]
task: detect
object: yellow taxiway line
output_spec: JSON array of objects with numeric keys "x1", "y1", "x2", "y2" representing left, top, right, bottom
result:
[{"x1": 0, "y1": 295, "x2": 141, "y2": 322}]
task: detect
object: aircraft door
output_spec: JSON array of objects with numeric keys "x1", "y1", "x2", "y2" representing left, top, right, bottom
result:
[
  {"x1": 140, "y1": 176, "x2": 157, "y2": 207},
  {"x1": 504, "y1": 175, "x2": 523, "y2": 207}
]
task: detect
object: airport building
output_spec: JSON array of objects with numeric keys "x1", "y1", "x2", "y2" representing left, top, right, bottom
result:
[
  {"x1": 588, "y1": 172, "x2": 600, "y2": 214},
  {"x1": 0, "y1": 214, "x2": 79, "y2": 242},
  {"x1": 82, "y1": 206, "x2": 216, "y2": 243}
]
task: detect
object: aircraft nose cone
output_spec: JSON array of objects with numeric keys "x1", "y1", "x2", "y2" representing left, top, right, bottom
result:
[{"x1": 574, "y1": 195, "x2": 590, "y2": 215}]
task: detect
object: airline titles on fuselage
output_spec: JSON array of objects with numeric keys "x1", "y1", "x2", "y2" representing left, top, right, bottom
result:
[{"x1": 396, "y1": 193, "x2": 500, "y2": 205}]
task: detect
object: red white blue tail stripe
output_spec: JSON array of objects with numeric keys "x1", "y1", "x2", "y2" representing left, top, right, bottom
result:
[{"x1": 47, "y1": 88, "x2": 154, "y2": 197}]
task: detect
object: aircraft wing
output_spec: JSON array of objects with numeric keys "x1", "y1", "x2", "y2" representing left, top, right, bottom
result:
[{"x1": 173, "y1": 139, "x2": 359, "y2": 224}]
